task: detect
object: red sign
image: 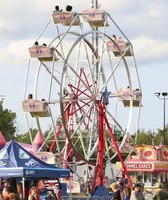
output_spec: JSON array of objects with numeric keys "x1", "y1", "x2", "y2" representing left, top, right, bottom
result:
[{"x1": 125, "y1": 163, "x2": 152, "y2": 170}]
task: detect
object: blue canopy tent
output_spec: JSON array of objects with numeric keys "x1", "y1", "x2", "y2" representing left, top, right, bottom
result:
[
  {"x1": 0, "y1": 140, "x2": 70, "y2": 198},
  {"x1": 0, "y1": 140, "x2": 70, "y2": 178}
]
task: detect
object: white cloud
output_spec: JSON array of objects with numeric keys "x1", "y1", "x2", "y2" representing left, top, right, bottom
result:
[
  {"x1": 148, "y1": 2, "x2": 167, "y2": 17},
  {"x1": 0, "y1": 40, "x2": 30, "y2": 67},
  {"x1": 132, "y1": 36, "x2": 168, "y2": 65}
]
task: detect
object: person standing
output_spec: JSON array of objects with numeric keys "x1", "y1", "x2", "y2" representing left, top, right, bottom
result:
[
  {"x1": 2, "y1": 179, "x2": 10, "y2": 190},
  {"x1": 8, "y1": 192, "x2": 20, "y2": 200},
  {"x1": 153, "y1": 185, "x2": 168, "y2": 200},
  {"x1": 28, "y1": 185, "x2": 37, "y2": 200},
  {"x1": 124, "y1": 187, "x2": 131, "y2": 200},
  {"x1": 130, "y1": 183, "x2": 145, "y2": 200},
  {"x1": 2, "y1": 186, "x2": 16, "y2": 200},
  {"x1": 111, "y1": 182, "x2": 123, "y2": 200}
]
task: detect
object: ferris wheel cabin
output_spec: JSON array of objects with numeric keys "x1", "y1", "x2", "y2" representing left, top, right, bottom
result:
[
  {"x1": 29, "y1": 42, "x2": 58, "y2": 61},
  {"x1": 29, "y1": 44, "x2": 57, "y2": 61},
  {"x1": 106, "y1": 37, "x2": 132, "y2": 57},
  {"x1": 82, "y1": 8, "x2": 108, "y2": 27},
  {"x1": 22, "y1": 99, "x2": 50, "y2": 117},
  {"x1": 52, "y1": 11, "x2": 80, "y2": 26},
  {"x1": 116, "y1": 88, "x2": 142, "y2": 107}
]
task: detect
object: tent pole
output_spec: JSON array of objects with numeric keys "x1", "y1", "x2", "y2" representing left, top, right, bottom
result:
[{"x1": 22, "y1": 177, "x2": 25, "y2": 200}]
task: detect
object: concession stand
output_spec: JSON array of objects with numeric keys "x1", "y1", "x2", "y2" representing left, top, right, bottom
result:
[{"x1": 116, "y1": 144, "x2": 168, "y2": 190}]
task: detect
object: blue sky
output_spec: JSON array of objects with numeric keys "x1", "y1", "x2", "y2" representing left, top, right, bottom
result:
[{"x1": 0, "y1": 0, "x2": 168, "y2": 134}]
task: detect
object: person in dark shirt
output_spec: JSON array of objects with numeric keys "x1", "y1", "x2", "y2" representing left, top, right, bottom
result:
[
  {"x1": 153, "y1": 185, "x2": 168, "y2": 200},
  {"x1": 111, "y1": 182, "x2": 123, "y2": 200}
]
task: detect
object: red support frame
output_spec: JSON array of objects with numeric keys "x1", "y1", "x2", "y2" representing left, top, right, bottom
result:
[
  {"x1": 104, "y1": 112, "x2": 132, "y2": 188},
  {"x1": 97, "y1": 101, "x2": 105, "y2": 185},
  {"x1": 95, "y1": 100, "x2": 132, "y2": 188}
]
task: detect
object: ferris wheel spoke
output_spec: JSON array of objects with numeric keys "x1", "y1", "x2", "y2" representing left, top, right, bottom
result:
[
  {"x1": 106, "y1": 107, "x2": 125, "y2": 133},
  {"x1": 100, "y1": 58, "x2": 124, "y2": 93}
]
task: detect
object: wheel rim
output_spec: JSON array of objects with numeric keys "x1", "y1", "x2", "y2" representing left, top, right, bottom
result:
[{"x1": 60, "y1": 31, "x2": 139, "y2": 172}]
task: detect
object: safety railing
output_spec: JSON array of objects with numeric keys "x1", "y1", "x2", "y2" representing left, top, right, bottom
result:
[{"x1": 62, "y1": 196, "x2": 113, "y2": 200}]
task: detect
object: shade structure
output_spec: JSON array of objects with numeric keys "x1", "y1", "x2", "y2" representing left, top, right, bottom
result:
[{"x1": 0, "y1": 140, "x2": 70, "y2": 179}]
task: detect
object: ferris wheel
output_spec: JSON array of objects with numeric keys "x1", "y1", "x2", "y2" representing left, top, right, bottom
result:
[{"x1": 22, "y1": 1, "x2": 142, "y2": 189}]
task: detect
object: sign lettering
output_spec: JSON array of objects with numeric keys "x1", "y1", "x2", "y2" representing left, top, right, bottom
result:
[
  {"x1": 25, "y1": 159, "x2": 36, "y2": 167},
  {"x1": 125, "y1": 163, "x2": 152, "y2": 169},
  {"x1": 0, "y1": 161, "x2": 6, "y2": 166}
]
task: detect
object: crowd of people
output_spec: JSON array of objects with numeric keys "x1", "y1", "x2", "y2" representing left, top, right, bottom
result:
[
  {"x1": 1, "y1": 178, "x2": 20, "y2": 200},
  {"x1": 110, "y1": 179, "x2": 168, "y2": 200},
  {"x1": 0, "y1": 178, "x2": 59, "y2": 200},
  {"x1": 111, "y1": 180, "x2": 146, "y2": 200},
  {"x1": 2, "y1": 176, "x2": 168, "y2": 200}
]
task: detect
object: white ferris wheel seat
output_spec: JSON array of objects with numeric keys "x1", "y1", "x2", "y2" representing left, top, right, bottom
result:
[
  {"x1": 116, "y1": 88, "x2": 142, "y2": 107},
  {"x1": 22, "y1": 99, "x2": 50, "y2": 117},
  {"x1": 52, "y1": 11, "x2": 80, "y2": 26},
  {"x1": 82, "y1": 8, "x2": 109, "y2": 27},
  {"x1": 106, "y1": 38, "x2": 132, "y2": 57},
  {"x1": 29, "y1": 45, "x2": 58, "y2": 61}
]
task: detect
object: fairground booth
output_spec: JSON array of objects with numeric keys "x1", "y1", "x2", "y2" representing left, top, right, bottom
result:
[
  {"x1": 116, "y1": 144, "x2": 168, "y2": 191},
  {"x1": 0, "y1": 141, "x2": 70, "y2": 199}
]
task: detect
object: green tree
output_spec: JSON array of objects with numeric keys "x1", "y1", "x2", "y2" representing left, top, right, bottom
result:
[
  {"x1": 134, "y1": 129, "x2": 154, "y2": 145},
  {"x1": 154, "y1": 125, "x2": 168, "y2": 145},
  {"x1": 0, "y1": 101, "x2": 16, "y2": 140},
  {"x1": 15, "y1": 128, "x2": 38, "y2": 144}
]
